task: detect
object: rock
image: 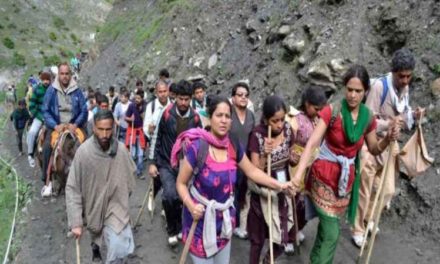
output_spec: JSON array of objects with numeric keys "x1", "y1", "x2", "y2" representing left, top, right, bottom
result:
[
  {"x1": 248, "y1": 32, "x2": 261, "y2": 45},
  {"x1": 282, "y1": 34, "x2": 305, "y2": 54},
  {"x1": 431, "y1": 78, "x2": 440, "y2": 97},
  {"x1": 278, "y1": 25, "x2": 291, "y2": 37},
  {"x1": 329, "y1": 58, "x2": 347, "y2": 74},
  {"x1": 208, "y1": 54, "x2": 218, "y2": 70},
  {"x1": 245, "y1": 19, "x2": 258, "y2": 34},
  {"x1": 307, "y1": 61, "x2": 334, "y2": 83},
  {"x1": 191, "y1": 56, "x2": 205, "y2": 68},
  {"x1": 217, "y1": 40, "x2": 227, "y2": 54},
  {"x1": 187, "y1": 74, "x2": 205, "y2": 82},
  {"x1": 146, "y1": 74, "x2": 155, "y2": 84},
  {"x1": 298, "y1": 55, "x2": 307, "y2": 66}
]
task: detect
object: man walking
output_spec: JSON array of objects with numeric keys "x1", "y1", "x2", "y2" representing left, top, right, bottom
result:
[
  {"x1": 66, "y1": 109, "x2": 136, "y2": 263},
  {"x1": 149, "y1": 80, "x2": 202, "y2": 246}
]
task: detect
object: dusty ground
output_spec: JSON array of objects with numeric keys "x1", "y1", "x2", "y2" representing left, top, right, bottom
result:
[{"x1": 0, "y1": 114, "x2": 438, "y2": 264}]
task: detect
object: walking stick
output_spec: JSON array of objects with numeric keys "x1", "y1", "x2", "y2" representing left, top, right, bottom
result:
[
  {"x1": 129, "y1": 116, "x2": 135, "y2": 154},
  {"x1": 291, "y1": 195, "x2": 301, "y2": 255},
  {"x1": 267, "y1": 126, "x2": 274, "y2": 264},
  {"x1": 149, "y1": 178, "x2": 155, "y2": 224},
  {"x1": 134, "y1": 181, "x2": 152, "y2": 228},
  {"x1": 179, "y1": 220, "x2": 198, "y2": 264},
  {"x1": 76, "y1": 238, "x2": 81, "y2": 264},
  {"x1": 358, "y1": 141, "x2": 396, "y2": 263}
]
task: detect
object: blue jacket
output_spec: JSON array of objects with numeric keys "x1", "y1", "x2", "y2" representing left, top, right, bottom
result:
[{"x1": 42, "y1": 85, "x2": 88, "y2": 129}]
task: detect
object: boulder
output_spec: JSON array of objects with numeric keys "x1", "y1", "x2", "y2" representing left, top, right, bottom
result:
[
  {"x1": 282, "y1": 34, "x2": 305, "y2": 54},
  {"x1": 187, "y1": 74, "x2": 205, "y2": 82},
  {"x1": 431, "y1": 78, "x2": 440, "y2": 97},
  {"x1": 245, "y1": 19, "x2": 258, "y2": 34},
  {"x1": 329, "y1": 58, "x2": 347, "y2": 75},
  {"x1": 307, "y1": 60, "x2": 333, "y2": 83},
  {"x1": 278, "y1": 25, "x2": 291, "y2": 37},
  {"x1": 208, "y1": 54, "x2": 218, "y2": 70}
]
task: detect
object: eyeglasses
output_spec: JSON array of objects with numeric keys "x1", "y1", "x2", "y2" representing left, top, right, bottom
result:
[{"x1": 235, "y1": 92, "x2": 249, "y2": 98}]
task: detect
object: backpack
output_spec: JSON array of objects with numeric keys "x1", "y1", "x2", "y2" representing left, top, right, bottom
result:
[
  {"x1": 191, "y1": 136, "x2": 241, "y2": 178},
  {"x1": 379, "y1": 77, "x2": 389, "y2": 107}
]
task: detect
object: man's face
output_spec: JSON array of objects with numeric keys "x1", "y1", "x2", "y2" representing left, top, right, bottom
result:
[
  {"x1": 42, "y1": 79, "x2": 51, "y2": 87},
  {"x1": 194, "y1": 88, "x2": 205, "y2": 103},
  {"x1": 58, "y1": 65, "x2": 71, "y2": 88},
  {"x1": 134, "y1": 95, "x2": 143, "y2": 105},
  {"x1": 120, "y1": 95, "x2": 128, "y2": 104},
  {"x1": 232, "y1": 87, "x2": 249, "y2": 109},
  {"x1": 392, "y1": 70, "x2": 413, "y2": 90},
  {"x1": 156, "y1": 84, "x2": 169, "y2": 104},
  {"x1": 175, "y1": 95, "x2": 191, "y2": 113},
  {"x1": 93, "y1": 118, "x2": 113, "y2": 150}
]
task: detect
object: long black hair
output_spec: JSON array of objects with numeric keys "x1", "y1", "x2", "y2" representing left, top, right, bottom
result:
[
  {"x1": 262, "y1": 95, "x2": 286, "y2": 122},
  {"x1": 299, "y1": 85, "x2": 328, "y2": 111}
]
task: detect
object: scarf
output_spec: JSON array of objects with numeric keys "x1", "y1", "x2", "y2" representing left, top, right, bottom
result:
[
  {"x1": 170, "y1": 128, "x2": 230, "y2": 168},
  {"x1": 340, "y1": 99, "x2": 371, "y2": 224},
  {"x1": 384, "y1": 73, "x2": 414, "y2": 129}
]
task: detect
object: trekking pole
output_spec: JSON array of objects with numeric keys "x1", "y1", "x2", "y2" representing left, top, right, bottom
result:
[
  {"x1": 267, "y1": 126, "x2": 274, "y2": 264},
  {"x1": 358, "y1": 141, "x2": 396, "y2": 264},
  {"x1": 292, "y1": 195, "x2": 301, "y2": 255},
  {"x1": 76, "y1": 238, "x2": 81, "y2": 264},
  {"x1": 179, "y1": 220, "x2": 198, "y2": 264},
  {"x1": 134, "y1": 181, "x2": 152, "y2": 228}
]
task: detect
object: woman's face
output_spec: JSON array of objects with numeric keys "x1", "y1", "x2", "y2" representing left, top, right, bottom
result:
[
  {"x1": 266, "y1": 109, "x2": 286, "y2": 135},
  {"x1": 304, "y1": 102, "x2": 324, "y2": 119},
  {"x1": 210, "y1": 102, "x2": 232, "y2": 138},
  {"x1": 345, "y1": 77, "x2": 365, "y2": 109}
]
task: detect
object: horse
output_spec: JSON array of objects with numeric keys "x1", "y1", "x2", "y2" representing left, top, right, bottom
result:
[{"x1": 36, "y1": 127, "x2": 82, "y2": 196}]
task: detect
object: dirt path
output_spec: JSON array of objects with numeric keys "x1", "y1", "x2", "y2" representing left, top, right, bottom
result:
[{"x1": 1, "y1": 118, "x2": 438, "y2": 264}]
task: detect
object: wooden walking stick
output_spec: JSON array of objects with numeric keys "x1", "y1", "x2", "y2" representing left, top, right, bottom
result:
[
  {"x1": 179, "y1": 220, "x2": 198, "y2": 264},
  {"x1": 267, "y1": 126, "x2": 274, "y2": 264},
  {"x1": 76, "y1": 238, "x2": 81, "y2": 264},
  {"x1": 134, "y1": 181, "x2": 152, "y2": 228},
  {"x1": 291, "y1": 195, "x2": 301, "y2": 255},
  {"x1": 358, "y1": 141, "x2": 396, "y2": 263},
  {"x1": 149, "y1": 179, "x2": 155, "y2": 224}
]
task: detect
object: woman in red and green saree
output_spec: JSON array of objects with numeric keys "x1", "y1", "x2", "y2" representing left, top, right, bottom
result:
[{"x1": 290, "y1": 64, "x2": 401, "y2": 264}]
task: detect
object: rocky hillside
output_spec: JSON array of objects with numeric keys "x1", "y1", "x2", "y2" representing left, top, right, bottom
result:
[
  {"x1": 0, "y1": 0, "x2": 112, "y2": 94},
  {"x1": 82, "y1": 0, "x2": 440, "y2": 241}
]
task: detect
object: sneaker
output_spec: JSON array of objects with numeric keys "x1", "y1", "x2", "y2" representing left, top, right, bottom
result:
[
  {"x1": 367, "y1": 221, "x2": 380, "y2": 234},
  {"x1": 297, "y1": 230, "x2": 306, "y2": 243},
  {"x1": 168, "y1": 235, "x2": 178, "y2": 247},
  {"x1": 147, "y1": 188, "x2": 154, "y2": 212},
  {"x1": 28, "y1": 155, "x2": 35, "y2": 168},
  {"x1": 352, "y1": 234, "x2": 365, "y2": 248},
  {"x1": 233, "y1": 227, "x2": 248, "y2": 239},
  {"x1": 284, "y1": 243, "x2": 295, "y2": 255},
  {"x1": 177, "y1": 232, "x2": 183, "y2": 240},
  {"x1": 91, "y1": 242, "x2": 102, "y2": 262},
  {"x1": 41, "y1": 182, "x2": 52, "y2": 197}
]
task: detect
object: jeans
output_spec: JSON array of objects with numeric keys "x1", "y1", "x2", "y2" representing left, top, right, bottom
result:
[
  {"x1": 116, "y1": 126, "x2": 127, "y2": 143},
  {"x1": 159, "y1": 165, "x2": 182, "y2": 236},
  {"x1": 26, "y1": 118, "x2": 43, "y2": 156},
  {"x1": 129, "y1": 135, "x2": 143, "y2": 176},
  {"x1": 16, "y1": 128, "x2": 24, "y2": 153}
]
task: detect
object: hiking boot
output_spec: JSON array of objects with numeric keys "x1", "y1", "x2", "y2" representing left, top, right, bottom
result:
[
  {"x1": 168, "y1": 235, "x2": 178, "y2": 247},
  {"x1": 91, "y1": 243, "x2": 102, "y2": 262},
  {"x1": 233, "y1": 227, "x2": 248, "y2": 239},
  {"x1": 284, "y1": 243, "x2": 295, "y2": 255},
  {"x1": 28, "y1": 155, "x2": 35, "y2": 168},
  {"x1": 41, "y1": 182, "x2": 52, "y2": 197},
  {"x1": 352, "y1": 234, "x2": 365, "y2": 248}
]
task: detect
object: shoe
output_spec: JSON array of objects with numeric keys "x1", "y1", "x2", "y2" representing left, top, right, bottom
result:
[
  {"x1": 385, "y1": 201, "x2": 391, "y2": 210},
  {"x1": 28, "y1": 155, "x2": 35, "y2": 168},
  {"x1": 168, "y1": 235, "x2": 178, "y2": 247},
  {"x1": 138, "y1": 174, "x2": 146, "y2": 180},
  {"x1": 18, "y1": 152, "x2": 23, "y2": 156},
  {"x1": 297, "y1": 230, "x2": 306, "y2": 243},
  {"x1": 177, "y1": 232, "x2": 182, "y2": 240},
  {"x1": 233, "y1": 227, "x2": 248, "y2": 239},
  {"x1": 147, "y1": 188, "x2": 154, "y2": 212},
  {"x1": 91, "y1": 242, "x2": 102, "y2": 262},
  {"x1": 161, "y1": 209, "x2": 166, "y2": 218},
  {"x1": 284, "y1": 243, "x2": 295, "y2": 255},
  {"x1": 41, "y1": 182, "x2": 52, "y2": 197},
  {"x1": 367, "y1": 221, "x2": 380, "y2": 234},
  {"x1": 352, "y1": 234, "x2": 365, "y2": 248}
]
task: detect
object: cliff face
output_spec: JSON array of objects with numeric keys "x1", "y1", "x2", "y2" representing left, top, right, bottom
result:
[{"x1": 82, "y1": 0, "x2": 440, "y2": 241}]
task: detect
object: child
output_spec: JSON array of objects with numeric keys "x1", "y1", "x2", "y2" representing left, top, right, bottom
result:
[{"x1": 10, "y1": 99, "x2": 31, "y2": 155}]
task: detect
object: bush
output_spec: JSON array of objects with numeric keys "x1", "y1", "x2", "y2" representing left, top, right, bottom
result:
[
  {"x1": 3, "y1": 37, "x2": 15, "y2": 49},
  {"x1": 433, "y1": 64, "x2": 440, "y2": 75},
  {"x1": 70, "y1": 33, "x2": 78, "y2": 42},
  {"x1": 13, "y1": 51, "x2": 26, "y2": 66},
  {"x1": 8, "y1": 23, "x2": 17, "y2": 29},
  {"x1": 49, "y1": 32, "x2": 57, "y2": 41},
  {"x1": 43, "y1": 54, "x2": 61, "y2": 66},
  {"x1": 53, "y1": 17, "x2": 65, "y2": 29}
]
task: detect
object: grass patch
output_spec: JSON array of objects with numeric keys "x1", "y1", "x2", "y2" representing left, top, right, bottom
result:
[
  {"x1": 49, "y1": 32, "x2": 57, "y2": 42},
  {"x1": 43, "y1": 54, "x2": 61, "y2": 66},
  {"x1": 53, "y1": 16, "x2": 65, "y2": 29},
  {"x1": 12, "y1": 52, "x2": 26, "y2": 66},
  {"x1": 433, "y1": 64, "x2": 440, "y2": 75},
  {"x1": 0, "y1": 167, "x2": 15, "y2": 261},
  {"x1": 134, "y1": 16, "x2": 164, "y2": 46},
  {"x1": 3, "y1": 37, "x2": 15, "y2": 49}
]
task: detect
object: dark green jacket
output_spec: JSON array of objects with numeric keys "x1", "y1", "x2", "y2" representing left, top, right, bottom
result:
[
  {"x1": 29, "y1": 83, "x2": 48, "y2": 121},
  {"x1": 10, "y1": 108, "x2": 30, "y2": 130}
]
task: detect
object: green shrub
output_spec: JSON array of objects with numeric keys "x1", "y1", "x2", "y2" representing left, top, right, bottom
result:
[
  {"x1": 13, "y1": 51, "x2": 26, "y2": 66},
  {"x1": 0, "y1": 24, "x2": 4, "y2": 30},
  {"x1": 433, "y1": 64, "x2": 440, "y2": 75},
  {"x1": 3, "y1": 37, "x2": 14, "y2": 49},
  {"x1": 70, "y1": 33, "x2": 78, "y2": 42},
  {"x1": 8, "y1": 23, "x2": 17, "y2": 29},
  {"x1": 49, "y1": 32, "x2": 57, "y2": 41},
  {"x1": 53, "y1": 17, "x2": 65, "y2": 29},
  {"x1": 43, "y1": 54, "x2": 61, "y2": 66}
]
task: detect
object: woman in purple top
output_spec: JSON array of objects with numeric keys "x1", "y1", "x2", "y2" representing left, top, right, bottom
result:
[{"x1": 174, "y1": 96, "x2": 291, "y2": 264}]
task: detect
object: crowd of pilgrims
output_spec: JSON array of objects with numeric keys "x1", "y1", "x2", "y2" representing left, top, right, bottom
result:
[{"x1": 7, "y1": 47, "x2": 425, "y2": 264}]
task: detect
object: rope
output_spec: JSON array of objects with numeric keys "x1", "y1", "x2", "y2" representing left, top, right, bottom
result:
[{"x1": 0, "y1": 156, "x2": 20, "y2": 264}]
